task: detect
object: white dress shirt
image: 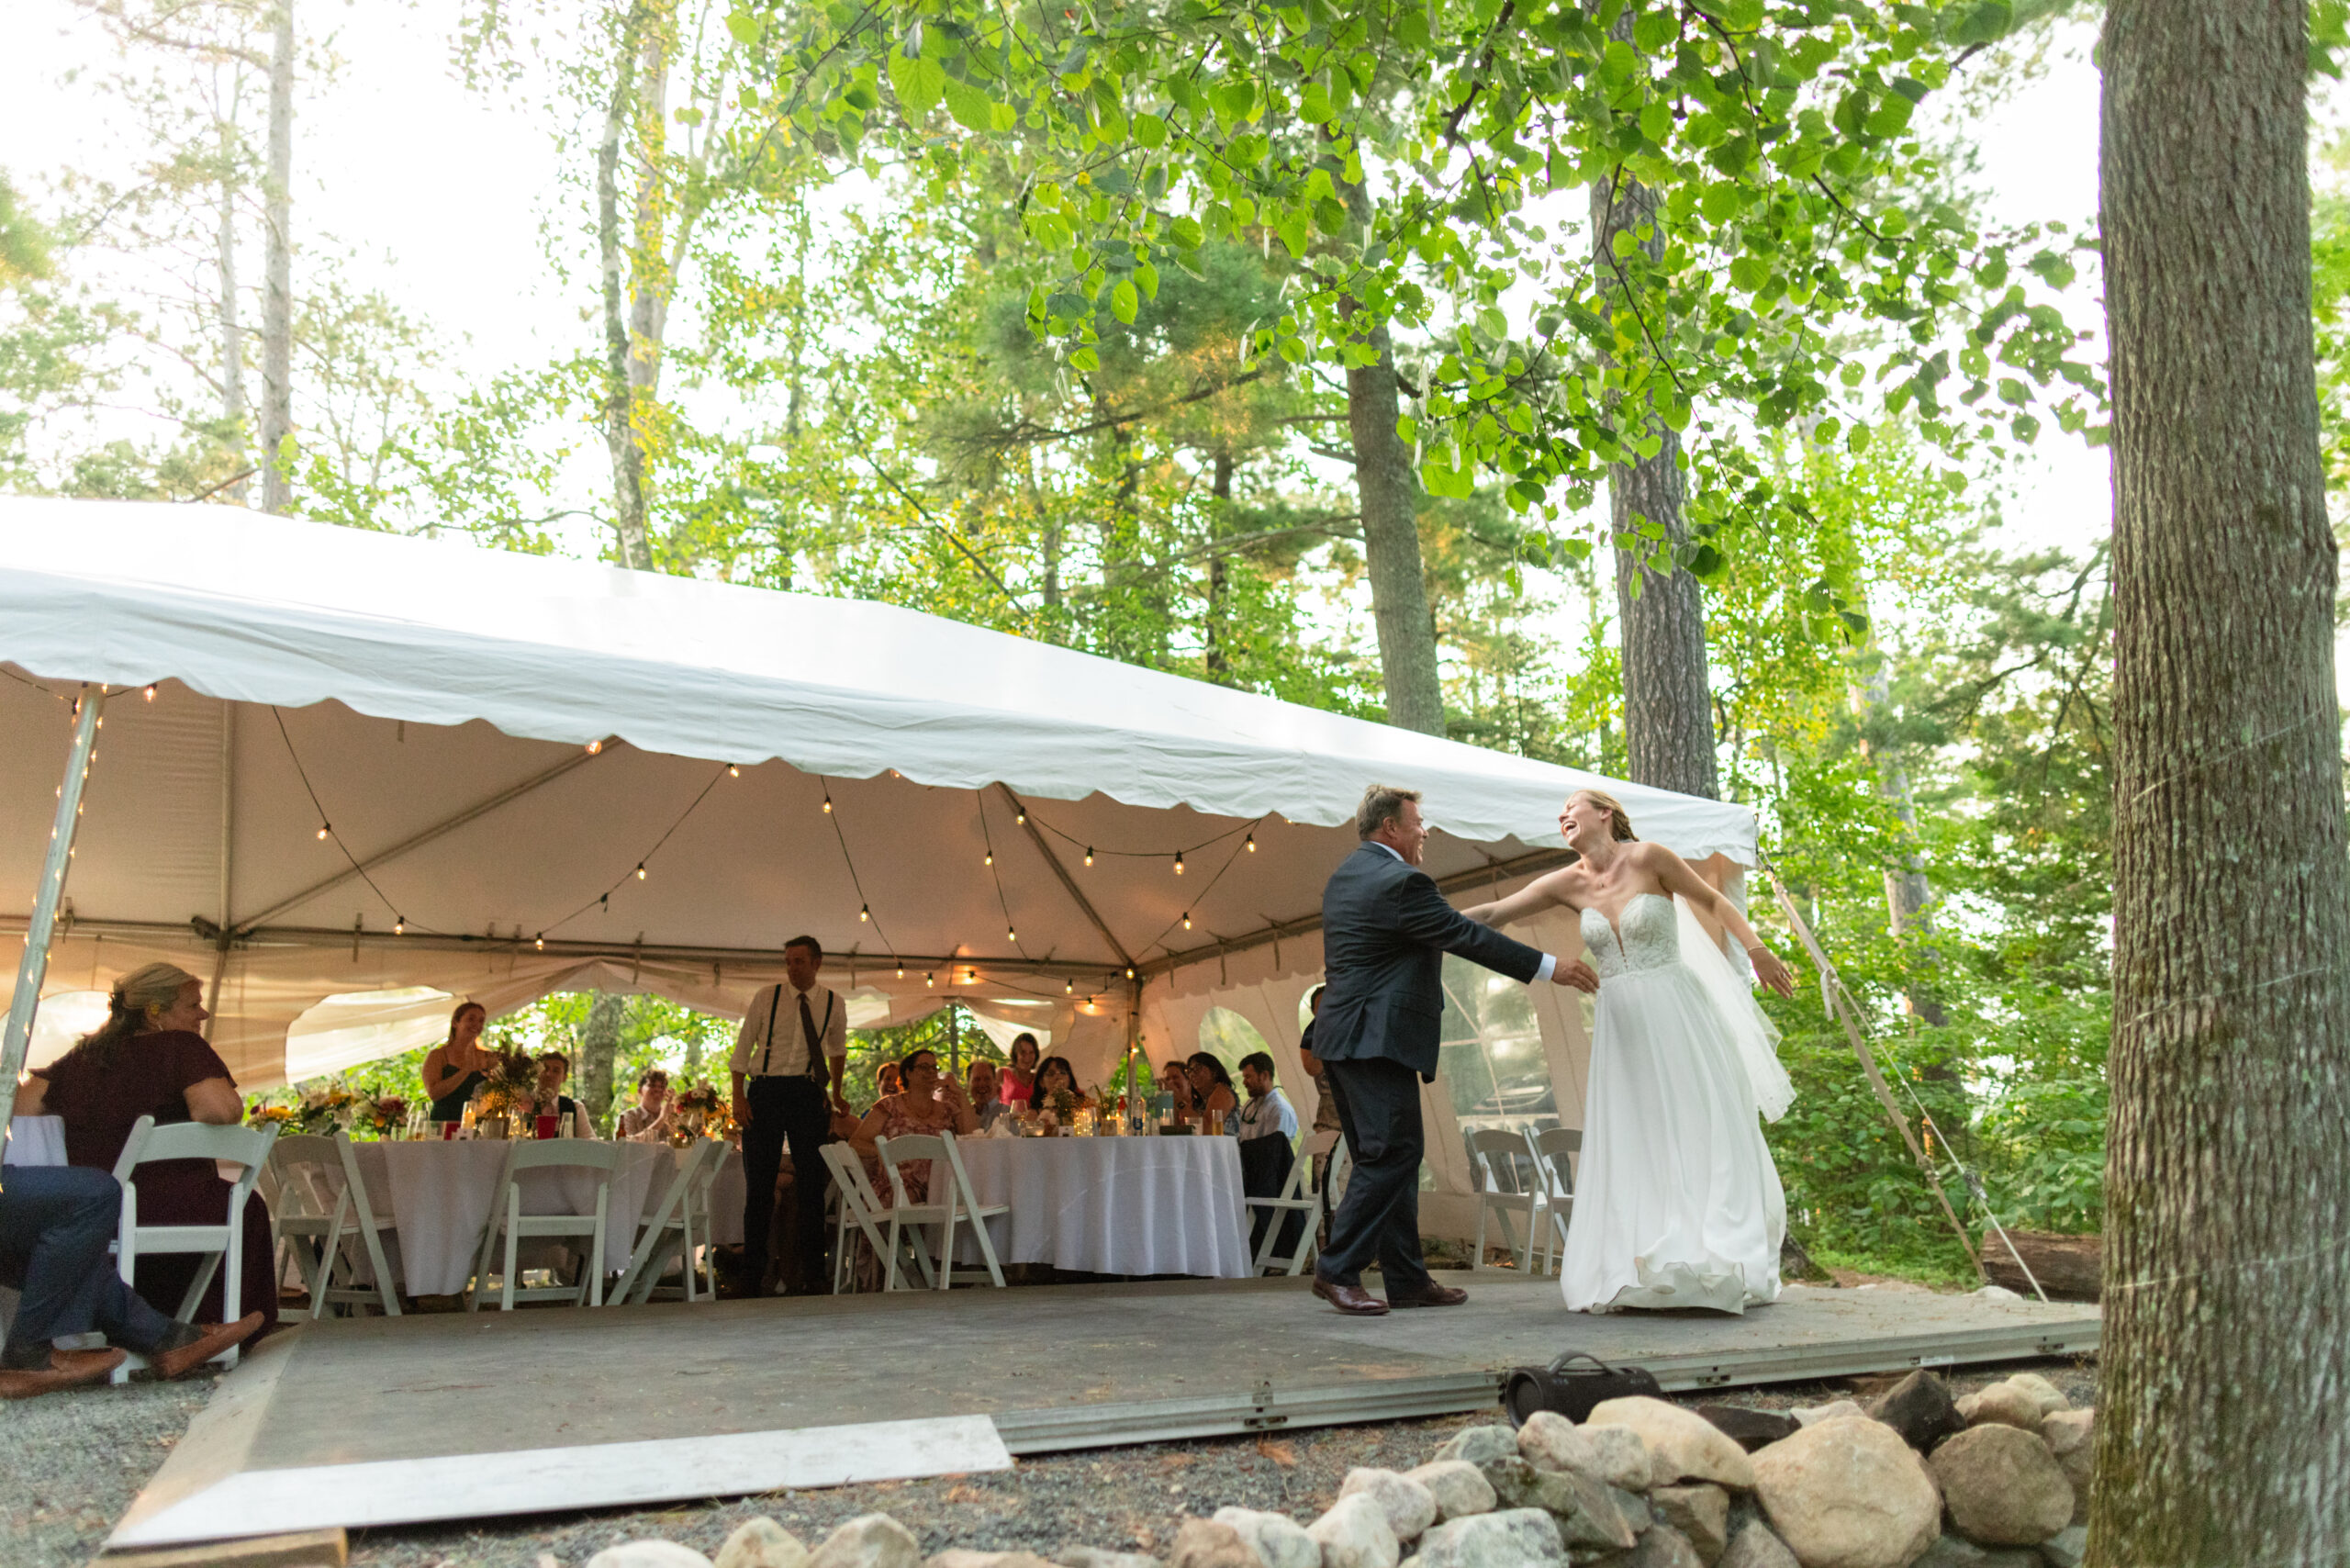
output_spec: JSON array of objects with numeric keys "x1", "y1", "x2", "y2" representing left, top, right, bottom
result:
[{"x1": 729, "y1": 982, "x2": 848, "y2": 1077}]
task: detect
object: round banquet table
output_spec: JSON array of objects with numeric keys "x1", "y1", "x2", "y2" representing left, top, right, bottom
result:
[
  {"x1": 345, "y1": 1139, "x2": 743, "y2": 1297},
  {"x1": 4, "y1": 1115, "x2": 68, "y2": 1167},
  {"x1": 945, "y1": 1135, "x2": 1253, "y2": 1280}
]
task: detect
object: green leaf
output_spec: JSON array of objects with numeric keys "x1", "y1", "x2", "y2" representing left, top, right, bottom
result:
[
  {"x1": 1135, "y1": 112, "x2": 1168, "y2": 149},
  {"x1": 1639, "y1": 102, "x2": 1673, "y2": 145},
  {"x1": 941, "y1": 75, "x2": 996, "y2": 133},
  {"x1": 725, "y1": 9, "x2": 763, "y2": 45},
  {"x1": 1169, "y1": 215, "x2": 1204, "y2": 250},
  {"x1": 1632, "y1": 7, "x2": 1679, "y2": 53},
  {"x1": 1135, "y1": 262, "x2": 1159, "y2": 301},
  {"x1": 1421, "y1": 454, "x2": 1475, "y2": 498},
  {"x1": 1277, "y1": 208, "x2": 1311, "y2": 259},
  {"x1": 1729, "y1": 254, "x2": 1768, "y2": 292},
  {"x1": 1945, "y1": 1, "x2": 2014, "y2": 47},
  {"x1": 1069, "y1": 345, "x2": 1100, "y2": 372},
  {"x1": 1111, "y1": 279, "x2": 1139, "y2": 323},
  {"x1": 1215, "y1": 80, "x2": 1257, "y2": 123}
]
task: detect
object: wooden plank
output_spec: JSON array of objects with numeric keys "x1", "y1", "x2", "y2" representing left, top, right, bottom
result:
[
  {"x1": 95, "y1": 1527, "x2": 346, "y2": 1568},
  {"x1": 1984, "y1": 1229, "x2": 2102, "y2": 1299}
]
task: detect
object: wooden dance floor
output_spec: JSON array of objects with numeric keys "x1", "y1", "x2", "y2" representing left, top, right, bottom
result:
[{"x1": 110, "y1": 1273, "x2": 2099, "y2": 1550}]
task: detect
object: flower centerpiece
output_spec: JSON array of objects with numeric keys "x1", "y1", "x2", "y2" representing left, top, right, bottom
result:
[
  {"x1": 352, "y1": 1094, "x2": 409, "y2": 1141},
  {"x1": 670, "y1": 1081, "x2": 723, "y2": 1143},
  {"x1": 295, "y1": 1082, "x2": 361, "y2": 1135},
  {"x1": 248, "y1": 1103, "x2": 297, "y2": 1132},
  {"x1": 473, "y1": 1053, "x2": 539, "y2": 1136},
  {"x1": 1040, "y1": 1086, "x2": 1080, "y2": 1136}
]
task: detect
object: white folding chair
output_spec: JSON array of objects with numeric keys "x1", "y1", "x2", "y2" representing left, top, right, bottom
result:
[
  {"x1": 271, "y1": 1131, "x2": 402, "y2": 1317},
  {"x1": 464, "y1": 1138, "x2": 620, "y2": 1310},
  {"x1": 1248, "y1": 1129, "x2": 1334, "y2": 1277},
  {"x1": 611, "y1": 1140, "x2": 722, "y2": 1305},
  {"x1": 874, "y1": 1130, "x2": 1009, "y2": 1290},
  {"x1": 1465, "y1": 1126, "x2": 1539, "y2": 1272},
  {"x1": 820, "y1": 1142, "x2": 912, "y2": 1294},
  {"x1": 1530, "y1": 1126, "x2": 1582, "y2": 1277},
  {"x1": 108, "y1": 1114, "x2": 280, "y2": 1383}
]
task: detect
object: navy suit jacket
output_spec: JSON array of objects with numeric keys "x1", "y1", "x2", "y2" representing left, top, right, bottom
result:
[{"x1": 1315, "y1": 843, "x2": 1547, "y2": 1081}]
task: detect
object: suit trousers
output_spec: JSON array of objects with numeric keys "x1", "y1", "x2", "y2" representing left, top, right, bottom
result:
[
  {"x1": 741, "y1": 1076, "x2": 831, "y2": 1293},
  {"x1": 0, "y1": 1164, "x2": 174, "y2": 1366},
  {"x1": 1317, "y1": 1057, "x2": 1431, "y2": 1294}
]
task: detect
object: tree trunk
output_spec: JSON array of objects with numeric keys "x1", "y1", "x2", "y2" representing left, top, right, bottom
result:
[
  {"x1": 215, "y1": 108, "x2": 248, "y2": 503},
  {"x1": 2092, "y1": 2, "x2": 2350, "y2": 1562},
  {"x1": 579, "y1": 991, "x2": 625, "y2": 1132},
  {"x1": 1340, "y1": 171, "x2": 1445, "y2": 736},
  {"x1": 1204, "y1": 448, "x2": 1233, "y2": 679},
  {"x1": 598, "y1": 3, "x2": 652, "y2": 570},
  {"x1": 1591, "y1": 161, "x2": 1716, "y2": 800},
  {"x1": 1863, "y1": 662, "x2": 1948, "y2": 1025},
  {"x1": 258, "y1": 0, "x2": 294, "y2": 513}
]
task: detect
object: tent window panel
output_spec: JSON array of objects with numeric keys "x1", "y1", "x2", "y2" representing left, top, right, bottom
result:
[
  {"x1": 1437, "y1": 953, "x2": 1556, "y2": 1193},
  {"x1": 1196, "y1": 1006, "x2": 1268, "y2": 1082}
]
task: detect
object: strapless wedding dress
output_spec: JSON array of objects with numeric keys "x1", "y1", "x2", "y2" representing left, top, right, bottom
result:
[{"x1": 1561, "y1": 892, "x2": 1786, "y2": 1313}]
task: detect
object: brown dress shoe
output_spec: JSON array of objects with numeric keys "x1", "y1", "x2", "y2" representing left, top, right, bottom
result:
[
  {"x1": 1312, "y1": 1274, "x2": 1390, "y2": 1316},
  {"x1": 151, "y1": 1312, "x2": 264, "y2": 1380},
  {"x1": 1387, "y1": 1279, "x2": 1470, "y2": 1307},
  {"x1": 0, "y1": 1347, "x2": 123, "y2": 1399}
]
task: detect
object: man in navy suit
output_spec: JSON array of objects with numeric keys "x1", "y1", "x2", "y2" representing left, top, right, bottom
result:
[{"x1": 1312, "y1": 785, "x2": 1598, "y2": 1316}]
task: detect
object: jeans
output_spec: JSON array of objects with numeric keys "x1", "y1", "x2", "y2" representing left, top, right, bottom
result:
[{"x1": 0, "y1": 1165, "x2": 173, "y2": 1365}]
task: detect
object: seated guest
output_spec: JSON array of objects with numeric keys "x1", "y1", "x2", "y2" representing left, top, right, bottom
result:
[
  {"x1": 874, "y1": 1061, "x2": 903, "y2": 1101},
  {"x1": 525, "y1": 1052, "x2": 594, "y2": 1137},
  {"x1": 1030, "y1": 1054, "x2": 1091, "y2": 1113},
  {"x1": 1155, "y1": 1058, "x2": 1194, "y2": 1122},
  {"x1": 420, "y1": 1001, "x2": 495, "y2": 1125},
  {"x1": 1236, "y1": 1052, "x2": 1299, "y2": 1142},
  {"x1": 845, "y1": 1049, "x2": 980, "y2": 1289},
  {"x1": 1181, "y1": 1052, "x2": 1240, "y2": 1133},
  {"x1": 0, "y1": 1163, "x2": 263, "y2": 1398},
  {"x1": 1000, "y1": 1033, "x2": 1041, "y2": 1107},
  {"x1": 18, "y1": 963, "x2": 277, "y2": 1338},
  {"x1": 615, "y1": 1068, "x2": 673, "y2": 1143},
  {"x1": 967, "y1": 1059, "x2": 1007, "y2": 1129}
]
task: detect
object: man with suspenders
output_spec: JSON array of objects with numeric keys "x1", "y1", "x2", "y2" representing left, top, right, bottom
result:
[{"x1": 729, "y1": 935, "x2": 849, "y2": 1295}]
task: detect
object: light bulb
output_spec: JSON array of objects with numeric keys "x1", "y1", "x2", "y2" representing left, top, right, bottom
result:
[
  {"x1": 925, "y1": 971, "x2": 934, "y2": 987},
  {"x1": 822, "y1": 796, "x2": 834, "y2": 812},
  {"x1": 143, "y1": 685, "x2": 156, "y2": 701},
  {"x1": 1016, "y1": 811, "x2": 1026, "y2": 825},
  {"x1": 586, "y1": 739, "x2": 602, "y2": 755},
  {"x1": 316, "y1": 824, "x2": 330, "y2": 840},
  {"x1": 729, "y1": 764, "x2": 741, "y2": 778},
  {"x1": 1125, "y1": 966, "x2": 1136, "y2": 980},
  {"x1": 1007, "y1": 927, "x2": 1017, "y2": 942},
  {"x1": 394, "y1": 918, "x2": 405, "y2": 935},
  {"x1": 535, "y1": 935, "x2": 545, "y2": 950},
  {"x1": 1245, "y1": 833, "x2": 1256, "y2": 852},
  {"x1": 984, "y1": 852, "x2": 993, "y2": 867},
  {"x1": 635, "y1": 863, "x2": 647, "y2": 880},
  {"x1": 896, "y1": 965, "x2": 905, "y2": 979},
  {"x1": 1173, "y1": 852, "x2": 1184, "y2": 875},
  {"x1": 1084, "y1": 847, "x2": 1094, "y2": 866},
  {"x1": 859, "y1": 904, "x2": 870, "y2": 922},
  {"x1": 1181, "y1": 912, "x2": 1192, "y2": 929}
]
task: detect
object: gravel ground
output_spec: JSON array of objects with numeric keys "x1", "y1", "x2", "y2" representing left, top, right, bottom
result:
[{"x1": 0, "y1": 1351, "x2": 2097, "y2": 1568}]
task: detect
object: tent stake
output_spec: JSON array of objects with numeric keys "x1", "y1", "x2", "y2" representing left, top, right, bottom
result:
[
  {"x1": 0, "y1": 683, "x2": 101, "y2": 1137},
  {"x1": 1767, "y1": 875, "x2": 1987, "y2": 1284}
]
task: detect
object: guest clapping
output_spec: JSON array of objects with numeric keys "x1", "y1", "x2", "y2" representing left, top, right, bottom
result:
[
  {"x1": 615, "y1": 1069, "x2": 673, "y2": 1143},
  {"x1": 421, "y1": 1001, "x2": 494, "y2": 1126}
]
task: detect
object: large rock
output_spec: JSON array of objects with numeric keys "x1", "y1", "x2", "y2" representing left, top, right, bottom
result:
[
  {"x1": 1999, "y1": 1375, "x2": 2068, "y2": 1417},
  {"x1": 1717, "y1": 1519, "x2": 1799, "y2": 1568},
  {"x1": 1696, "y1": 1406, "x2": 1803, "y2": 1453},
  {"x1": 1059, "y1": 1553, "x2": 1164, "y2": 1568},
  {"x1": 1414, "y1": 1508, "x2": 1567, "y2": 1568},
  {"x1": 1308, "y1": 1493, "x2": 1402, "y2": 1568},
  {"x1": 1954, "y1": 1385, "x2": 2042, "y2": 1436},
  {"x1": 1911, "y1": 1539, "x2": 2042, "y2": 1567},
  {"x1": 1651, "y1": 1484, "x2": 1731, "y2": 1565},
  {"x1": 1341, "y1": 1469, "x2": 1440, "y2": 1542},
  {"x1": 1624, "y1": 1524, "x2": 1707, "y2": 1568},
  {"x1": 1586, "y1": 1398, "x2": 1758, "y2": 1492},
  {"x1": 720, "y1": 1520, "x2": 811, "y2": 1568},
  {"x1": 1929, "y1": 1427, "x2": 2073, "y2": 1547},
  {"x1": 1867, "y1": 1372, "x2": 1967, "y2": 1455},
  {"x1": 1790, "y1": 1402, "x2": 1865, "y2": 1428},
  {"x1": 810, "y1": 1518, "x2": 923, "y2": 1568},
  {"x1": 588, "y1": 1546, "x2": 715, "y2": 1568},
  {"x1": 1404, "y1": 1460, "x2": 1497, "y2": 1522},
  {"x1": 1169, "y1": 1518, "x2": 1260, "y2": 1568},
  {"x1": 1750, "y1": 1417, "x2": 1941, "y2": 1568},
  {"x1": 1437, "y1": 1426, "x2": 1521, "y2": 1467},
  {"x1": 1517, "y1": 1412, "x2": 1653, "y2": 1492},
  {"x1": 2037, "y1": 1410, "x2": 2093, "y2": 1525},
  {"x1": 925, "y1": 1555, "x2": 1062, "y2": 1568},
  {"x1": 1210, "y1": 1507, "x2": 1319, "y2": 1568},
  {"x1": 1478, "y1": 1457, "x2": 1637, "y2": 1550}
]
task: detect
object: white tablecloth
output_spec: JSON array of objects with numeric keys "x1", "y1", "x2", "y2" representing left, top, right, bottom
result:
[
  {"x1": 4, "y1": 1115, "x2": 67, "y2": 1168},
  {"x1": 946, "y1": 1136, "x2": 1252, "y2": 1279},
  {"x1": 348, "y1": 1140, "x2": 739, "y2": 1296}
]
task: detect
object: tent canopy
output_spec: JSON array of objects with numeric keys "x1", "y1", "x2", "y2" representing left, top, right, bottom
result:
[{"x1": 0, "y1": 498, "x2": 1757, "y2": 1090}]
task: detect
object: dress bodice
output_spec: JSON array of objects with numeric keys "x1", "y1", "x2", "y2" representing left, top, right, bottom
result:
[{"x1": 1582, "y1": 893, "x2": 1682, "y2": 980}]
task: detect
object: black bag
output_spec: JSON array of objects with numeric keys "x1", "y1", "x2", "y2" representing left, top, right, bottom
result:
[{"x1": 1502, "y1": 1350, "x2": 1665, "y2": 1425}]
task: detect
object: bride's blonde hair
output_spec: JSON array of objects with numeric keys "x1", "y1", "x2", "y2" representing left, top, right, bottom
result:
[{"x1": 1573, "y1": 790, "x2": 1639, "y2": 842}]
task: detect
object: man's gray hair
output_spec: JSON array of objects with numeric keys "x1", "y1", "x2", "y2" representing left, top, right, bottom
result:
[{"x1": 1356, "y1": 784, "x2": 1422, "y2": 840}]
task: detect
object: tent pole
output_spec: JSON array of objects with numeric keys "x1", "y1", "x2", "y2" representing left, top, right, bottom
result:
[
  {"x1": 0, "y1": 683, "x2": 103, "y2": 1137},
  {"x1": 204, "y1": 699, "x2": 234, "y2": 1038}
]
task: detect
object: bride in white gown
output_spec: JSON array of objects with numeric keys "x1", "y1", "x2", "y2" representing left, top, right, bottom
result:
[{"x1": 1461, "y1": 790, "x2": 1799, "y2": 1314}]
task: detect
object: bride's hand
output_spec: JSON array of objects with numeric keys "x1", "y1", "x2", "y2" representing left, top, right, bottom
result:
[{"x1": 1749, "y1": 945, "x2": 1797, "y2": 998}]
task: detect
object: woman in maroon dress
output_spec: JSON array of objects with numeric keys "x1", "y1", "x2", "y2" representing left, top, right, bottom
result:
[{"x1": 19, "y1": 962, "x2": 277, "y2": 1335}]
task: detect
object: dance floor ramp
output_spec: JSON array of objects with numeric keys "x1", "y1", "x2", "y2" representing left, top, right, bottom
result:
[{"x1": 109, "y1": 1274, "x2": 2099, "y2": 1551}]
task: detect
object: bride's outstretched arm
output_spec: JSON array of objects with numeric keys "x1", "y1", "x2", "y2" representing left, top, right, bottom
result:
[
  {"x1": 1458, "y1": 868, "x2": 1572, "y2": 926},
  {"x1": 1646, "y1": 846, "x2": 1798, "y2": 997}
]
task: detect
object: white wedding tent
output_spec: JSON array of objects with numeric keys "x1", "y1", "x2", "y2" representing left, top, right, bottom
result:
[{"x1": 0, "y1": 499, "x2": 1759, "y2": 1232}]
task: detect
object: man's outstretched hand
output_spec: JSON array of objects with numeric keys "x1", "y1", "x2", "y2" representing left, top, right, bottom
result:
[{"x1": 1550, "y1": 958, "x2": 1600, "y2": 994}]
